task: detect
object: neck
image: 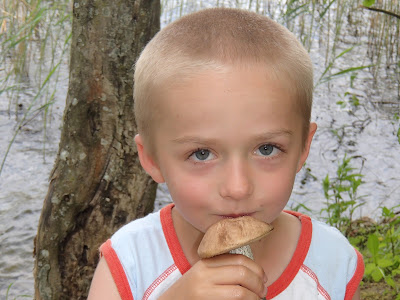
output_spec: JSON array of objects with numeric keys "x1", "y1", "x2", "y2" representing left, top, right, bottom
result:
[{"x1": 251, "y1": 212, "x2": 302, "y2": 285}]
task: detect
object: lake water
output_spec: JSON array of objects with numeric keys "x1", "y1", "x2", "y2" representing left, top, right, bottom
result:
[{"x1": 0, "y1": 0, "x2": 399, "y2": 298}]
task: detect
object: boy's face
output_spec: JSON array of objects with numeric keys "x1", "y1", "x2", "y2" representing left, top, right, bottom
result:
[{"x1": 136, "y1": 66, "x2": 316, "y2": 233}]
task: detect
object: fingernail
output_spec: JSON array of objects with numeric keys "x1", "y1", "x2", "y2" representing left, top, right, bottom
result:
[{"x1": 263, "y1": 273, "x2": 268, "y2": 283}]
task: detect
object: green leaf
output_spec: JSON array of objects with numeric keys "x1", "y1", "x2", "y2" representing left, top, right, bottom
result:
[
  {"x1": 384, "y1": 275, "x2": 396, "y2": 289},
  {"x1": 314, "y1": 46, "x2": 354, "y2": 87},
  {"x1": 377, "y1": 258, "x2": 394, "y2": 268},
  {"x1": 382, "y1": 206, "x2": 392, "y2": 217},
  {"x1": 392, "y1": 268, "x2": 400, "y2": 276},
  {"x1": 350, "y1": 95, "x2": 360, "y2": 107},
  {"x1": 322, "y1": 65, "x2": 373, "y2": 83},
  {"x1": 319, "y1": 0, "x2": 336, "y2": 19},
  {"x1": 323, "y1": 175, "x2": 330, "y2": 198},
  {"x1": 371, "y1": 267, "x2": 383, "y2": 282},
  {"x1": 363, "y1": 0, "x2": 375, "y2": 7},
  {"x1": 365, "y1": 263, "x2": 376, "y2": 275},
  {"x1": 349, "y1": 236, "x2": 362, "y2": 246},
  {"x1": 367, "y1": 234, "x2": 379, "y2": 262},
  {"x1": 291, "y1": 202, "x2": 313, "y2": 213}
]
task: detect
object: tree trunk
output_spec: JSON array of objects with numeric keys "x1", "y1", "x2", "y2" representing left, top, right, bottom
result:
[{"x1": 33, "y1": 1, "x2": 160, "y2": 299}]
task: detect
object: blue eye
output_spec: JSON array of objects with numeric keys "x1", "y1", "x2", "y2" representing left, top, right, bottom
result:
[
  {"x1": 191, "y1": 149, "x2": 212, "y2": 161},
  {"x1": 256, "y1": 144, "x2": 279, "y2": 157},
  {"x1": 259, "y1": 145, "x2": 273, "y2": 155}
]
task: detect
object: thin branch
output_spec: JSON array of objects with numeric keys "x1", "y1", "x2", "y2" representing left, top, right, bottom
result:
[{"x1": 361, "y1": 5, "x2": 400, "y2": 20}]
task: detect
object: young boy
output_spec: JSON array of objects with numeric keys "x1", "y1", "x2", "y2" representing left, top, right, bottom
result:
[{"x1": 88, "y1": 8, "x2": 364, "y2": 300}]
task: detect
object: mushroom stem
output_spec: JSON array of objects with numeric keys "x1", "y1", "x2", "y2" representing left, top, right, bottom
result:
[{"x1": 229, "y1": 244, "x2": 254, "y2": 260}]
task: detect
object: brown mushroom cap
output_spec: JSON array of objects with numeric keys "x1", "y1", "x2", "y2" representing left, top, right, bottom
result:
[{"x1": 197, "y1": 216, "x2": 274, "y2": 259}]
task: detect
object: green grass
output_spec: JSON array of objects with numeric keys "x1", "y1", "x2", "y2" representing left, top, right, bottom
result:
[
  {"x1": 292, "y1": 152, "x2": 400, "y2": 297},
  {"x1": 320, "y1": 154, "x2": 400, "y2": 297}
]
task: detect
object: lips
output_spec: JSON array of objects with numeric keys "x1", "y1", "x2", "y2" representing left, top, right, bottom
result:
[{"x1": 220, "y1": 213, "x2": 253, "y2": 218}]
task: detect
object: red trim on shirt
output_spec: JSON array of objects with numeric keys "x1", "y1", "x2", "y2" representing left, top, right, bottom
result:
[
  {"x1": 344, "y1": 249, "x2": 364, "y2": 300},
  {"x1": 100, "y1": 240, "x2": 134, "y2": 300},
  {"x1": 160, "y1": 203, "x2": 192, "y2": 274},
  {"x1": 301, "y1": 264, "x2": 331, "y2": 300},
  {"x1": 266, "y1": 212, "x2": 312, "y2": 299},
  {"x1": 142, "y1": 264, "x2": 178, "y2": 300}
]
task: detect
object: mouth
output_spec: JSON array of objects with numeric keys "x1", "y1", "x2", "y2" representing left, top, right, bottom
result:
[{"x1": 220, "y1": 213, "x2": 253, "y2": 219}]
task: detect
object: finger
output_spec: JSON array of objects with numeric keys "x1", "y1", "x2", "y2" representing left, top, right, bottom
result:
[
  {"x1": 201, "y1": 285, "x2": 261, "y2": 300},
  {"x1": 208, "y1": 264, "x2": 268, "y2": 299},
  {"x1": 203, "y1": 254, "x2": 267, "y2": 284}
]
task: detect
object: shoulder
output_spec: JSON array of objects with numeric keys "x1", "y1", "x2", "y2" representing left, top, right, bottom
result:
[
  {"x1": 284, "y1": 212, "x2": 359, "y2": 264},
  {"x1": 88, "y1": 257, "x2": 122, "y2": 300},
  {"x1": 284, "y1": 212, "x2": 362, "y2": 276},
  {"x1": 305, "y1": 218, "x2": 364, "y2": 299},
  {"x1": 307, "y1": 218, "x2": 361, "y2": 267},
  {"x1": 111, "y1": 209, "x2": 163, "y2": 246},
  {"x1": 100, "y1": 206, "x2": 176, "y2": 300},
  {"x1": 310, "y1": 219, "x2": 353, "y2": 249},
  {"x1": 109, "y1": 209, "x2": 171, "y2": 271}
]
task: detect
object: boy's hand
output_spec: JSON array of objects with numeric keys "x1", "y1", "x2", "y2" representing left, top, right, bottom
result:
[{"x1": 159, "y1": 254, "x2": 268, "y2": 300}]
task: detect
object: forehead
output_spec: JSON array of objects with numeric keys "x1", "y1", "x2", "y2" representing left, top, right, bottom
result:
[
  {"x1": 159, "y1": 66, "x2": 297, "y2": 109},
  {"x1": 152, "y1": 67, "x2": 303, "y2": 141}
]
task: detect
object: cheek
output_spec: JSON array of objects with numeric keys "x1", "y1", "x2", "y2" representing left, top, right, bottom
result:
[
  {"x1": 165, "y1": 171, "x2": 217, "y2": 231},
  {"x1": 167, "y1": 173, "x2": 211, "y2": 207},
  {"x1": 167, "y1": 184, "x2": 209, "y2": 232},
  {"x1": 258, "y1": 168, "x2": 297, "y2": 214},
  {"x1": 277, "y1": 170, "x2": 297, "y2": 201},
  {"x1": 166, "y1": 168, "x2": 207, "y2": 199}
]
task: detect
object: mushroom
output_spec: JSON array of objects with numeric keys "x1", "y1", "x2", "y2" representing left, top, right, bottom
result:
[{"x1": 197, "y1": 216, "x2": 274, "y2": 260}]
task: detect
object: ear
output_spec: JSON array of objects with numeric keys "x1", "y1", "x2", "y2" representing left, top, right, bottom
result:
[
  {"x1": 296, "y1": 122, "x2": 317, "y2": 173},
  {"x1": 134, "y1": 134, "x2": 165, "y2": 183}
]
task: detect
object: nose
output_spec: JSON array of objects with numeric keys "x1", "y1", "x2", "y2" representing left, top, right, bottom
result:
[{"x1": 219, "y1": 158, "x2": 254, "y2": 201}]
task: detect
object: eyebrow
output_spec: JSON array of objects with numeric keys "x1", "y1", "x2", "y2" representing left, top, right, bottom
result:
[
  {"x1": 172, "y1": 130, "x2": 294, "y2": 145},
  {"x1": 172, "y1": 136, "x2": 219, "y2": 145},
  {"x1": 252, "y1": 129, "x2": 294, "y2": 140}
]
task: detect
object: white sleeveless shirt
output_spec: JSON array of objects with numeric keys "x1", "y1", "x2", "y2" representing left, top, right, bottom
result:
[{"x1": 100, "y1": 204, "x2": 364, "y2": 300}]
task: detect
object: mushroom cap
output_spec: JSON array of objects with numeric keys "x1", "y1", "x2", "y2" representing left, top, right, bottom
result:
[{"x1": 197, "y1": 216, "x2": 274, "y2": 259}]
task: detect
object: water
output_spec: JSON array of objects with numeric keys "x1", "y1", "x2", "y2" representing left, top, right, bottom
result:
[
  {"x1": 1, "y1": 0, "x2": 399, "y2": 298},
  {"x1": 0, "y1": 65, "x2": 69, "y2": 297}
]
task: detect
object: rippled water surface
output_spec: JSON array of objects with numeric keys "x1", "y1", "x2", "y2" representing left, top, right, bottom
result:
[{"x1": 1, "y1": 0, "x2": 399, "y2": 297}]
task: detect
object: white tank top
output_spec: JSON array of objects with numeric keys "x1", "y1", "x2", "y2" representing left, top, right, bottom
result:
[{"x1": 100, "y1": 204, "x2": 364, "y2": 300}]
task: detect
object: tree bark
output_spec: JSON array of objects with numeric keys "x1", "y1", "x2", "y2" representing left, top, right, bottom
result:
[{"x1": 33, "y1": 1, "x2": 160, "y2": 299}]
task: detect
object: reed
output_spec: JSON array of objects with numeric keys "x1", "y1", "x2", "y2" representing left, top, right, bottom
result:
[
  {"x1": 0, "y1": 0, "x2": 71, "y2": 174},
  {"x1": 5, "y1": 282, "x2": 31, "y2": 300},
  {"x1": 365, "y1": 0, "x2": 400, "y2": 100}
]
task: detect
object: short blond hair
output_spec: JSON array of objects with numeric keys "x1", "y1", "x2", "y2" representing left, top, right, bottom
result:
[{"x1": 134, "y1": 8, "x2": 313, "y2": 148}]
